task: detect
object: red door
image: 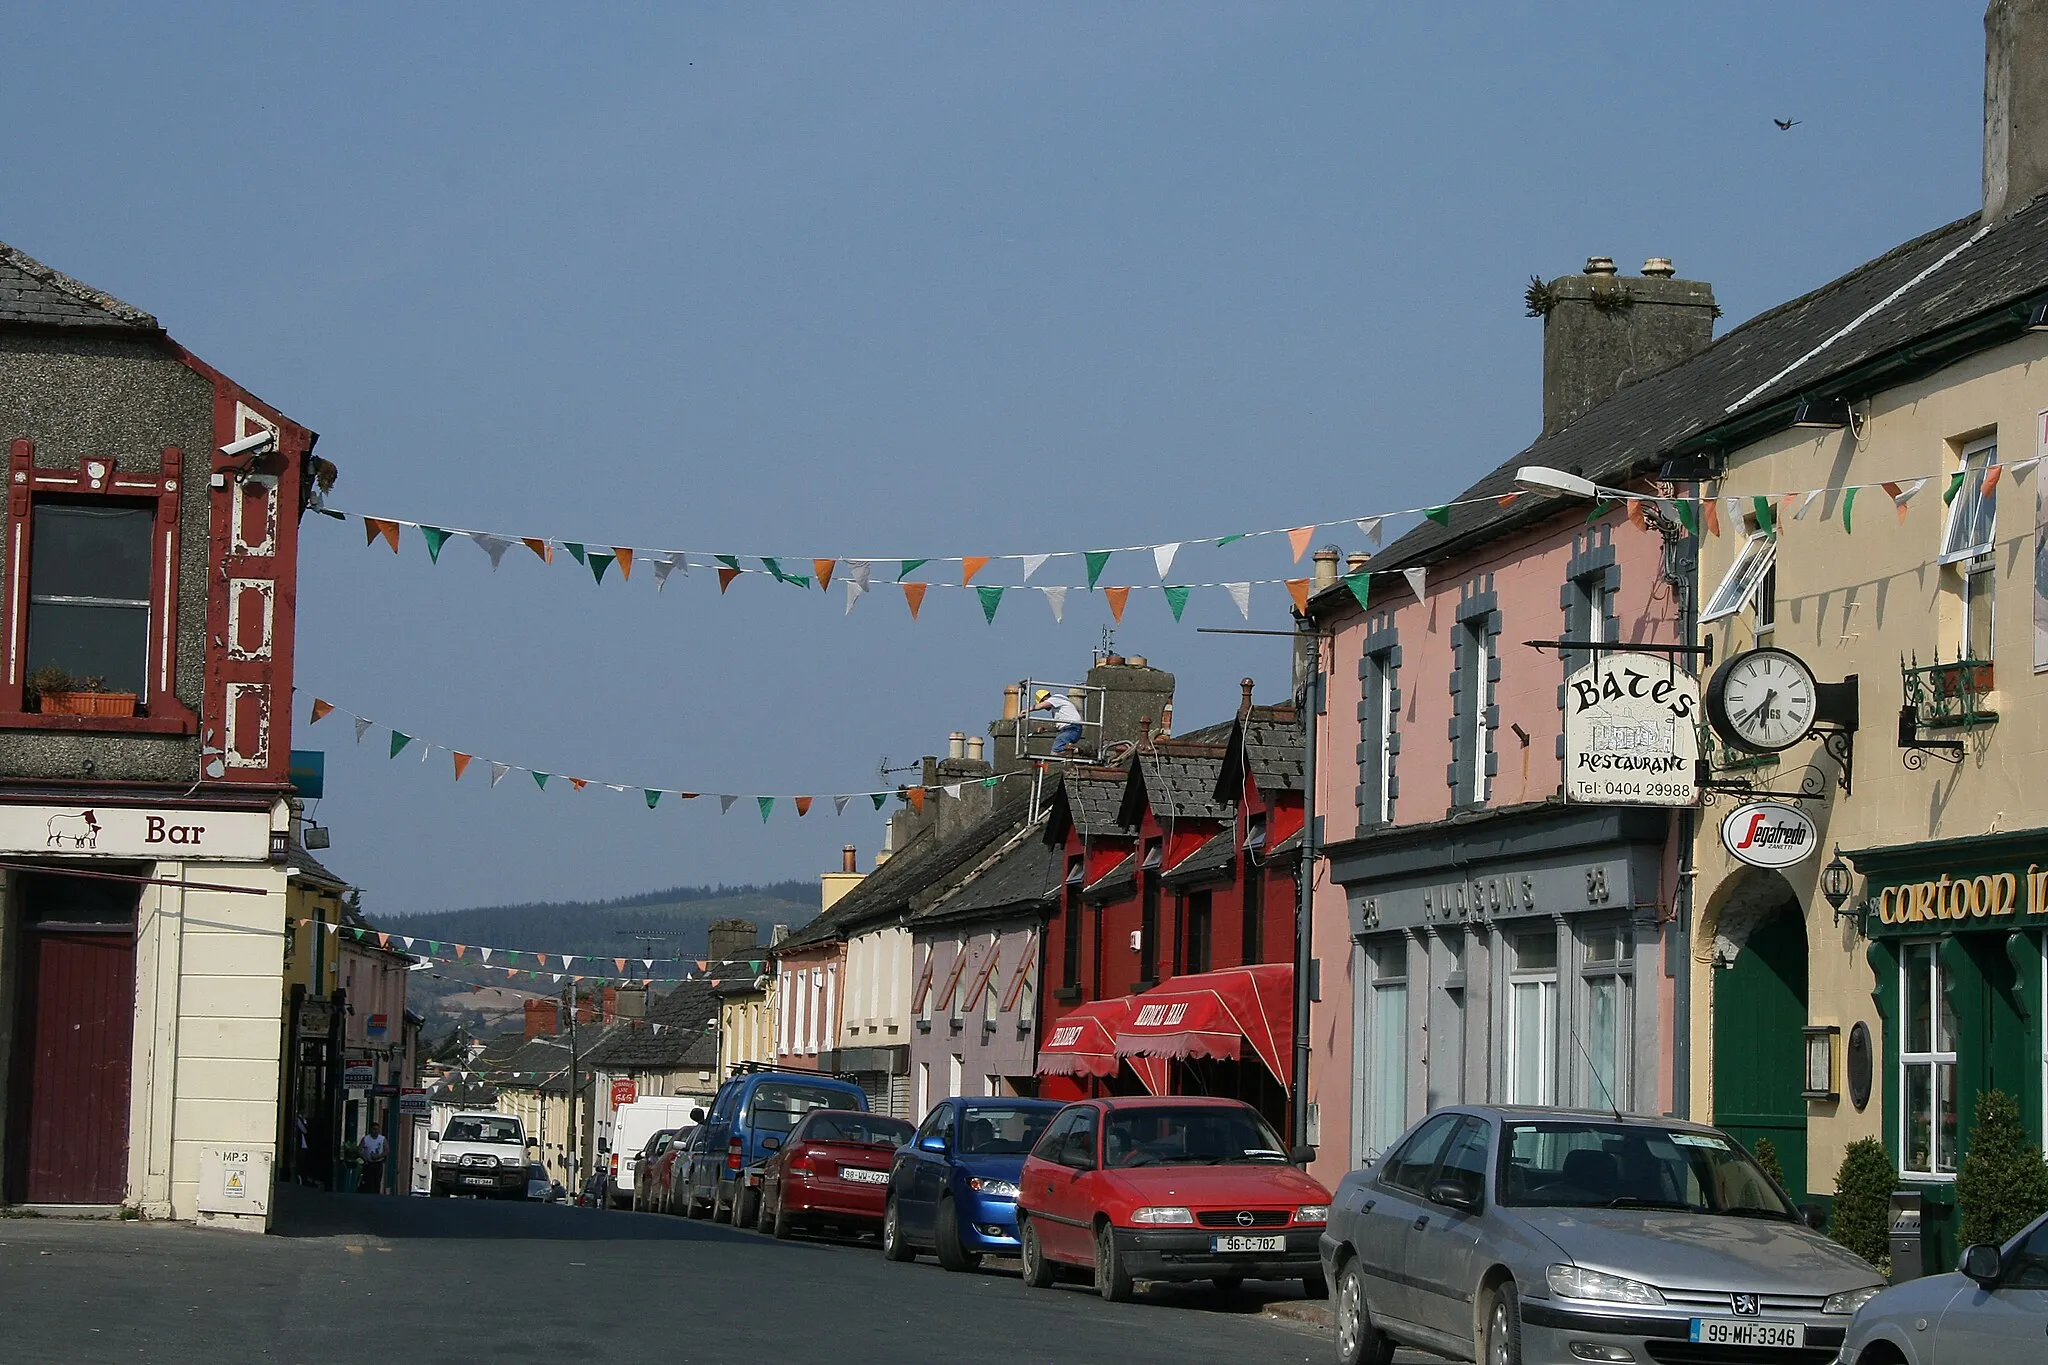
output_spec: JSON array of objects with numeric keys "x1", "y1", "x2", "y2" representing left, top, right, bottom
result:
[{"x1": 6, "y1": 876, "x2": 137, "y2": 1206}]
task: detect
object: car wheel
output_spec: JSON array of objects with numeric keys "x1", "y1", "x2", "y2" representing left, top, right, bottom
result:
[
  {"x1": 755, "y1": 1186, "x2": 775, "y2": 1234},
  {"x1": 1212, "y1": 1275, "x2": 1243, "y2": 1295},
  {"x1": 935, "y1": 1197, "x2": 981, "y2": 1272},
  {"x1": 1019, "y1": 1217, "x2": 1055, "y2": 1289},
  {"x1": 1484, "y1": 1281, "x2": 1523, "y2": 1365},
  {"x1": 1094, "y1": 1221, "x2": 1134, "y2": 1303},
  {"x1": 771, "y1": 1193, "x2": 794, "y2": 1241},
  {"x1": 882, "y1": 1196, "x2": 915, "y2": 1262},
  {"x1": 735, "y1": 1186, "x2": 760, "y2": 1230},
  {"x1": 1335, "y1": 1259, "x2": 1394, "y2": 1365},
  {"x1": 712, "y1": 1185, "x2": 732, "y2": 1224}
]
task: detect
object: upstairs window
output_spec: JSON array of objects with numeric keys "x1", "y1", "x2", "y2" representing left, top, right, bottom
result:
[
  {"x1": 1701, "y1": 530, "x2": 1776, "y2": 624},
  {"x1": 1939, "y1": 438, "x2": 2000, "y2": 564},
  {"x1": 26, "y1": 501, "x2": 153, "y2": 698}
]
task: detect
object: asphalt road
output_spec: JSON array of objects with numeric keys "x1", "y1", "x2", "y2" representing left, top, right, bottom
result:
[{"x1": 0, "y1": 1189, "x2": 1340, "y2": 1365}]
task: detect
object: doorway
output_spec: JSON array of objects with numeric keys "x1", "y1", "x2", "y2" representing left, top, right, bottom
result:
[
  {"x1": 1712, "y1": 893, "x2": 1810, "y2": 1200},
  {"x1": 4, "y1": 871, "x2": 139, "y2": 1205}
]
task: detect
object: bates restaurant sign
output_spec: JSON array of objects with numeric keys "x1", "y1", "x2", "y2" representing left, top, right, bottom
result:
[
  {"x1": 0, "y1": 803, "x2": 274, "y2": 861},
  {"x1": 1563, "y1": 653, "x2": 1699, "y2": 806}
]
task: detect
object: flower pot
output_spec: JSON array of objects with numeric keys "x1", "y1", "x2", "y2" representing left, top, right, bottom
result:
[{"x1": 40, "y1": 691, "x2": 138, "y2": 717}]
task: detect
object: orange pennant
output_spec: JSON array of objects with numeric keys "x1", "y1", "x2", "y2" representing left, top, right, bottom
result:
[
  {"x1": 794, "y1": 796, "x2": 813, "y2": 816},
  {"x1": 903, "y1": 582, "x2": 928, "y2": 619},
  {"x1": 310, "y1": 698, "x2": 335, "y2": 723},
  {"x1": 814, "y1": 559, "x2": 836, "y2": 590},
  {"x1": 536, "y1": 953, "x2": 548, "y2": 967},
  {"x1": 1626, "y1": 499, "x2": 1646, "y2": 530},
  {"x1": 523, "y1": 537, "x2": 553, "y2": 563},
  {"x1": 364, "y1": 518, "x2": 401, "y2": 552},
  {"x1": 907, "y1": 786, "x2": 927, "y2": 812},
  {"x1": 1287, "y1": 527, "x2": 1314, "y2": 562},
  {"x1": 569, "y1": 778, "x2": 588, "y2": 791},
  {"x1": 452, "y1": 752, "x2": 472, "y2": 781},
  {"x1": 454, "y1": 944, "x2": 467, "y2": 958},
  {"x1": 1702, "y1": 498, "x2": 1722, "y2": 538},
  {"x1": 961, "y1": 556, "x2": 990, "y2": 585},
  {"x1": 1982, "y1": 464, "x2": 2004, "y2": 498},
  {"x1": 615, "y1": 958, "x2": 627, "y2": 972},
  {"x1": 613, "y1": 547, "x2": 634, "y2": 580},
  {"x1": 378, "y1": 932, "x2": 390, "y2": 948},
  {"x1": 1286, "y1": 578, "x2": 1311, "y2": 613},
  {"x1": 1496, "y1": 492, "x2": 1523, "y2": 509},
  {"x1": 717, "y1": 567, "x2": 742, "y2": 592},
  {"x1": 1882, "y1": 481, "x2": 1910, "y2": 523},
  {"x1": 1104, "y1": 586, "x2": 1131, "y2": 621}
]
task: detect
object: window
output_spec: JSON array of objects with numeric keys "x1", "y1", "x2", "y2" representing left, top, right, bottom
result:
[
  {"x1": 1061, "y1": 858, "x2": 1084, "y2": 989},
  {"x1": 1241, "y1": 865, "x2": 1264, "y2": 965},
  {"x1": 1380, "y1": 1111, "x2": 1459, "y2": 1192},
  {"x1": 1579, "y1": 920, "x2": 1633, "y2": 1111},
  {"x1": 1139, "y1": 842, "x2": 1161, "y2": 982},
  {"x1": 1702, "y1": 531, "x2": 1777, "y2": 623},
  {"x1": 1901, "y1": 942, "x2": 1958, "y2": 1178},
  {"x1": 1032, "y1": 1108, "x2": 1081, "y2": 1161},
  {"x1": 1454, "y1": 621, "x2": 1492, "y2": 807},
  {"x1": 1360, "y1": 648, "x2": 1397, "y2": 824},
  {"x1": 1941, "y1": 438, "x2": 2000, "y2": 563},
  {"x1": 961, "y1": 1104, "x2": 1056, "y2": 1155},
  {"x1": 25, "y1": 501, "x2": 154, "y2": 699},
  {"x1": 1364, "y1": 936, "x2": 1410, "y2": 1157},
  {"x1": 1435, "y1": 1116, "x2": 1491, "y2": 1204},
  {"x1": 1103, "y1": 1106, "x2": 1288, "y2": 1167},
  {"x1": 1184, "y1": 891, "x2": 1212, "y2": 975},
  {"x1": 1507, "y1": 929, "x2": 1558, "y2": 1105}
]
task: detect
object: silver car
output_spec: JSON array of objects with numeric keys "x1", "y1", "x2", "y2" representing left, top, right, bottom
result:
[
  {"x1": 1320, "y1": 1106, "x2": 1884, "y2": 1365},
  {"x1": 1835, "y1": 1209, "x2": 2048, "y2": 1363}
]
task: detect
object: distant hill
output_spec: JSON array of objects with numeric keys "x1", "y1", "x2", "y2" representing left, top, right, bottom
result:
[{"x1": 388, "y1": 881, "x2": 819, "y2": 1038}]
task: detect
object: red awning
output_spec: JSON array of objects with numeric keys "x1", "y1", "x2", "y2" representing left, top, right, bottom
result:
[
  {"x1": 1113, "y1": 963, "x2": 1294, "y2": 1087},
  {"x1": 1036, "y1": 997, "x2": 1136, "y2": 1079}
]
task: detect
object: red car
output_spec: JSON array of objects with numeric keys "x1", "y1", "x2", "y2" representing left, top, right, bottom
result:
[
  {"x1": 1016, "y1": 1096, "x2": 1330, "y2": 1302},
  {"x1": 755, "y1": 1109, "x2": 916, "y2": 1240}
]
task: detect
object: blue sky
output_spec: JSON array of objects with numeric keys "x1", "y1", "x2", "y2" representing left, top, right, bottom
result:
[{"x1": 1, "y1": 3, "x2": 1984, "y2": 916}]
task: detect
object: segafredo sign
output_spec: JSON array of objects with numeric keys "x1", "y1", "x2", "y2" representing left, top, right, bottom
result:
[{"x1": 1720, "y1": 801, "x2": 1819, "y2": 869}]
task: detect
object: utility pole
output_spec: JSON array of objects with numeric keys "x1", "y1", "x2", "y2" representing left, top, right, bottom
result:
[
  {"x1": 563, "y1": 984, "x2": 579, "y2": 1198},
  {"x1": 1293, "y1": 626, "x2": 1320, "y2": 1154}
]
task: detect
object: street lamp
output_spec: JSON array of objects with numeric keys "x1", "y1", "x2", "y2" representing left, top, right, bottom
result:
[
  {"x1": 1514, "y1": 465, "x2": 1601, "y2": 500},
  {"x1": 1820, "y1": 846, "x2": 1858, "y2": 925}
]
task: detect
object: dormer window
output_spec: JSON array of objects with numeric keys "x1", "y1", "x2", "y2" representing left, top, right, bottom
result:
[{"x1": 1245, "y1": 813, "x2": 1268, "y2": 850}]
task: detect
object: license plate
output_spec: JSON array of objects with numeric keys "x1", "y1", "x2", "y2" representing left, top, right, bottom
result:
[
  {"x1": 1690, "y1": 1319, "x2": 1805, "y2": 1349},
  {"x1": 1210, "y1": 1234, "x2": 1286, "y2": 1253},
  {"x1": 839, "y1": 1168, "x2": 888, "y2": 1184},
  {"x1": 462, "y1": 1176, "x2": 493, "y2": 1187}
]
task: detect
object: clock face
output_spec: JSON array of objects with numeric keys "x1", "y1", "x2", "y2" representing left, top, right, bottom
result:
[{"x1": 1708, "y1": 648, "x2": 1818, "y2": 753}]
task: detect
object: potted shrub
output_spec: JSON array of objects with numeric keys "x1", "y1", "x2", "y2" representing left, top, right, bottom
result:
[
  {"x1": 1829, "y1": 1137, "x2": 1898, "y2": 1274},
  {"x1": 26, "y1": 665, "x2": 138, "y2": 718},
  {"x1": 1956, "y1": 1089, "x2": 2048, "y2": 1248}
]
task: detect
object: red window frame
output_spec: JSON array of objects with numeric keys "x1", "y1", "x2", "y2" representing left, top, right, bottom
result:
[{"x1": 1, "y1": 439, "x2": 197, "y2": 735}]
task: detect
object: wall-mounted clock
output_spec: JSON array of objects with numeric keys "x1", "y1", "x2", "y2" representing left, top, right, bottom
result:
[{"x1": 1706, "y1": 647, "x2": 1819, "y2": 753}]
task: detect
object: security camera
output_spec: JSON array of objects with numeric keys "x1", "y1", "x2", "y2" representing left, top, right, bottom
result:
[{"x1": 219, "y1": 430, "x2": 276, "y2": 458}]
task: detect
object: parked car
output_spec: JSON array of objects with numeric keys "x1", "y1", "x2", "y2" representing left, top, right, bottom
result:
[
  {"x1": 609, "y1": 1096, "x2": 700, "y2": 1209},
  {"x1": 1837, "y1": 1208, "x2": 2048, "y2": 1363},
  {"x1": 525, "y1": 1163, "x2": 563, "y2": 1202},
  {"x1": 683, "y1": 1069, "x2": 870, "y2": 1227},
  {"x1": 884, "y1": 1096, "x2": 1063, "y2": 1270},
  {"x1": 428, "y1": 1112, "x2": 531, "y2": 1199},
  {"x1": 629, "y1": 1128, "x2": 681, "y2": 1211},
  {"x1": 642, "y1": 1125, "x2": 694, "y2": 1214},
  {"x1": 756, "y1": 1110, "x2": 916, "y2": 1240},
  {"x1": 661, "y1": 1126, "x2": 709, "y2": 1215},
  {"x1": 1322, "y1": 1106, "x2": 1884, "y2": 1365},
  {"x1": 577, "y1": 1174, "x2": 608, "y2": 1208},
  {"x1": 1015, "y1": 1096, "x2": 1329, "y2": 1303}
]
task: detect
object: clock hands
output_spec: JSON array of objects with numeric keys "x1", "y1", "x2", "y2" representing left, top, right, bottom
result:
[{"x1": 1743, "y1": 689, "x2": 1778, "y2": 730}]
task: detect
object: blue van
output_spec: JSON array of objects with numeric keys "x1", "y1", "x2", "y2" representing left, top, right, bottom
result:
[{"x1": 683, "y1": 1068, "x2": 868, "y2": 1226}]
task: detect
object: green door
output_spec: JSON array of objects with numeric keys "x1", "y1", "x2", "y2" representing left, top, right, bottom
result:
[{"x1": 1713, "y1": 902, "x2": 1810, "y2": 1200}]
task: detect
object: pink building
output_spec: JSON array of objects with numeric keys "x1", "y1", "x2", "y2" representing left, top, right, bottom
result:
[{"x1": 1301, "y1": 255, "x2": 1712, "y2": 1190}]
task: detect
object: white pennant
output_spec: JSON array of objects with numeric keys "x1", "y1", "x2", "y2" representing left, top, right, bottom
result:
[
  {"x1": 552, "y1": 973, "x2": 562, "y2": 984},
  {"x1": 834, "y1": 795, "x2": 850, "y2": 815},
  {"x1": 422, "y1": 741, "x2": 432, "y2": 762},
  {"x1": 325, "y1": 921, "x2": 340, "y2": 934},
  {"x1": 720, "y1": 795, "x2": 739, "y2": 814},
  {"x1": 944, "y1": 783, "x2": 963, "y2": 798},
  {"x1": 1224, "y1": 582, "x2": 1251, "y2": 619},
  {"x1": 1152, "y1": 542, "x2": 1179, "y2": 579},
  {"x1": 1018, "y1": 553, "x2": 1051, "y2": 583},
  {"x1": 643, "y1": 959, "x2": 654, "y2": 970},
  {"x1": 845, "y1": 578, "x2": 866, "y2": 615},
  {"x1": 1043, "y1": 586, "x2": 1067, "y2": 622},
  {"x1": 1794, "y1": 490, "x2": 1823, "y2": 520},
  {"x1": 470, "y1": 533, "x2": 513, "y2": 569},
  {"x1": 1402, "y1": 566, "x2": 1427, "y2": 602},
  {"x1": 653, "y1": 553, "x2": 687, "y2": 590},
  {"x1": 354, "y1": 717, "x2": 373, "y2": 744},
  {"x1": 401, "y1": 937, "x2": 415, "y2": 950},
  {"x1": 1357, "y1": 517, "x2": 1384, "y2": 546},
  {"x1": 561, "y1": 956, "x2": 574, "y2": 970},
  {"x1": 480, "y1": 948, "x2": 492, "y2": 963},
  {"x1": 1726, "y1": 496, "x2": 1745, "y2": 528},
  {"x1": 490, "y1": 762, "x2": 510, "y2": 786},
  {"x1": 849, "y1": 559, "x2": 872, "y2": 589},
  {"x1": 1895, "y1": 477, "x2": 1929, "y2": 505},
  {"x1": 605, "y1": 784, "x2": 627, "y2": 793},
  {"x1": 2011, "y1": 455, "x2": 2041, "y2": 478}
]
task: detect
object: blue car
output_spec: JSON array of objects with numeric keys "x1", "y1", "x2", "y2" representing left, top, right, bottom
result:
[{"x1": 882, "y1": 1097, "x2": 1064, "y2": 1270}]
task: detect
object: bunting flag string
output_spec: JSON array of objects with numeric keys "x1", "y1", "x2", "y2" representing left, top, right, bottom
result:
[
  {"x1": 289, "y1": 915, "x2": 761, "y2": 979},
  {"x1": 307, "y1": 696, "x2": 1029, "y2": 809}
]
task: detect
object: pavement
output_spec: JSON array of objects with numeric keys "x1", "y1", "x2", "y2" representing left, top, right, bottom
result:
[{"x1": 0, "y1": 1188, "x2": 1346, "y2": 1365}]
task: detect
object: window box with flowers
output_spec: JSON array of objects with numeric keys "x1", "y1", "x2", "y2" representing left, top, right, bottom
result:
[{"x1": 25, "y1": 666, "x2": 139, "y2": 719}]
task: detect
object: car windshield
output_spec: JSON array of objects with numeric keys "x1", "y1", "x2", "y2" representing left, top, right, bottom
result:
[
  {"x1": 748, "y1": 1083, "x2": 862, "y2": 1134},
  {"x1": 444, "y1": 1117, "x2": 523, "y2": 1145},
  {"x1": 1103, "y1": 1106, "x2": 1289, "y2": 1167},
  {"x1": 1499, "y1": 1120, "x2": 1795, "y2": 1218},
  {"x1": 528, "y1": 1164, "x2": 547, "y2": 1179},
  {"x1": 959, "y1": 1105, "x2": 1056, "y2": 1156},
  {"x1": 801, "y1": 1112, "x2": 914, "y2": 1147}
]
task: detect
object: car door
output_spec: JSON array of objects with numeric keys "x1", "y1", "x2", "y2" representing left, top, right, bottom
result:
[
  {"x1": 1358, "y1": 1112, "x2": 1463, "y2": 1330},
  {"x1": 1939, "y1": 1217, "x2": 2048, "y2": 1356},
  {"x1": 1024, "y1": 1108, "x2": 1089, "y2": 1263},
  {"x1": 1048, "y1": 1106, "x2": 1101, "y2": 1263},
  {"x1": 1405, "y1": 1115, "x2": 1494, "y2": 1346},
  {"x1": 899, "y1": 1105, "x2": 951, "y2": 1241},
  {"x1": 696, "y1": 1083, "x2": 739, "y2": 1205}
]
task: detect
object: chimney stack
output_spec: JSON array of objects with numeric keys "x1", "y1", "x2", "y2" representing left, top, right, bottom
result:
[
  {"x1": 1985, "y1": 0, "x2": 2048, "y2": 221},
  {"x1": 841, "y1": 845, "x2": 857, "y2": 873},
  {"x1": 707, "y1": 918, "x2": 759, "y2": 965},
  {"x1": 1312, "y1": 547, "x2": 1341, "y2": 591},
  {"x1": 1537, "y1": 257, "x2": 1716, "y2": 436},
  {"x1": 948, "y1": 731, "x2": 966, "y2": 760}
]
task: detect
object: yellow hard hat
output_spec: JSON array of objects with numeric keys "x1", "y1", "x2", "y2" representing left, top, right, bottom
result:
[{"x1": 1034, "y1": 688, "x2": 1050, "y2": 701}]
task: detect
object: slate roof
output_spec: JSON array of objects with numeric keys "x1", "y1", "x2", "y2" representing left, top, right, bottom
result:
[
  {"x1": 913, "y1": 819, "x2": 1059, "y2": 929},
  {"x1": 0, "y1": 239, "x2": 158, "y2": 331},
  {"x1": 1084, "y1": 852, "x2": 1135, "y2": 899},
  {"x1": 1217, "y1": 706, "x2": 1305, "y2": 799},
  {"x1": 1045, "y1": 767, "x2": 1137, "y2": 844},
  {"x1": 493, "y1": 1036, "x2": 580, "y2": 1094},
  {"x1": 581, "y1": 978, "x2": 720, "y2": 1072},
  {"x1": 1313, "y1": 192, "x2": 2048, "y2": 599},
  {"x1": 1162, "y1": 829, "x2": 1235, "y2": 885},
  {"x1": 1118, "y1": 746, "x2": 1232, "y2": 826}
]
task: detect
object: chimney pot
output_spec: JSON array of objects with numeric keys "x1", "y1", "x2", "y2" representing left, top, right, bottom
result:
[
  {"x1": 1159, "y1": 701, "x2": 1173, "y2": 739},
  {"x1": 948, "y1": 731, "x2": 966, "y2": 761},
  {"x1": 1002, "y1": 684, "x2": 1021, "y2": 720},
  {"x1": 1240, "y1": 677, "x2": 1255, "y2": 715},
  {"x1": 841, "y1": 844, "x2": 857, "y2": 873},
  {"x1": 1312, "y1": 547, "x2": 1341, "y2": 591},
  {"x1": 1346, "y1": 552, "x2": 1371, "y2": 574},
  {"x1": 1641, "y1": 257, "x2": 1675, "y2": 278},
  {"x1": 1585, "y1": 255, "x2": 1617, "y2": 275},
  {"x1": 1140, "y1": 715, "x2": 1153, "y2": 745},
  {"x1": 965, "y1": 735, "x2": 984, "y2": 761},
  {"x1": 1126, "y1": 655, "x2": 1147, "y2": 668}
]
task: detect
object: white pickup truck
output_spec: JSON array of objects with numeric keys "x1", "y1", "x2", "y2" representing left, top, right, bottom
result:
[{"x1": 429, "y1": 1112, "x2": 530, "y2": 1199}]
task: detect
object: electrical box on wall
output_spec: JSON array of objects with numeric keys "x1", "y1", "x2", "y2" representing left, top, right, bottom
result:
[{"x1": 197, "y1": 1146, "x2": 273, "y2": 1217}]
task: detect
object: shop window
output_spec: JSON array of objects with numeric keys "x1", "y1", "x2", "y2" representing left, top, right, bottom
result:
[
  {"x1": 1579, "y1": 920, "x2": 1634, "y2": 1111},
  {"x1": 25, "y1": 500, "x2": 154, "y2": 699},
  {"x1": 1506, "y1": 929, "x2": 1558, "y2": 1105},
  {"x1": 1428, "y1": 930, "x2": 1467, "y2": 1111},
  {"x1": 1363, "y1": 936, "x2": 1410, "y2": 1159},
  {"x1": 1701, "y1": 529, "x2": 1776, "y2": 624},
  {"x1": 1900, "y1": 942, "x2": 1959, "y2": 1178}
]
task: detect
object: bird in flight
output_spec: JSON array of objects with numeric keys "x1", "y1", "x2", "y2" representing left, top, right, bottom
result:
[{"x1": 1773, "y1": 118, "x2": 1801, "y2": 130}]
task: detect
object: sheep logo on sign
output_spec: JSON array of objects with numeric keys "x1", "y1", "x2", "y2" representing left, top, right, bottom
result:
[{"x1": 45, "y1": 810, "x2": 101, "y2": 849}]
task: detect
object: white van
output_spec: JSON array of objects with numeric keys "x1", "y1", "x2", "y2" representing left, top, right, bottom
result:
[{"x1": 608, "y1": 1097, "x2": 699, "y2": 1208}]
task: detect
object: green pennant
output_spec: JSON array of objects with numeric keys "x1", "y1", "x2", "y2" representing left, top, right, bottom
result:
[
  {"x1": 1163, "y1": 584, "x2": 1191, "y2": 621},
  {"x1": 1586, "y1": 499, "x2": 1616, "y2": 524},
  {"x1": 421, "y1": 526, "x2": 451, "y2": 563},
  {"x1": 977, "y1": 584, "x2": 1004, "y2": 623},
  {"x1": 644, "y1": 789, "x2": 662, "y2": 809},
  {"x1": 563, "y1": 542, "x2": 587, "y2": 565},
  {"x1": 1841, "y1": 485, "x2": 1859, "y2": 535},
  {"x1": 389, "y1": 730, "x2": 412, "y2": 758},
  {"x1": 762, "y1": 556, "x2": 786, "y2": 582},
  {"x1": 1424, "y1": 506, "x2": 1451, "y2": 527},
  {"x1": 428, "y1": 941, "x2": 442, "y2": 955},
  {"x1": 1672, "y1": 499, "x2": 1699, "y2": 536},
  {"x1": 1751, "y1": 496, "x2": 1777, "y2": 535},
  {"x1": 751, "y1": 960, "x2": 765, "y2": 973},
  {"x1": 1215, "y1": 533, "x2": 1246, "y2": 548},
  {"x1": 1343, "y1": 570, "x2": 1372, "y2": 611},
  {"x1": 871, "y1": 792, "x2": 888, "y2": 810},
  {"x1": 533, "y1": 771, "x2": 550, "y2": 790},
  {"x1": 785, "y1": 574, "x2": 811, "y2": 589},
  {"x1": 898, "y1": 559, "x2": 928, "y2": 581},
  {"x1": 588, "y1": 551, "x2": 614, "y2": 584},
  {"x1": 1085, "y1": 550, "x2": 1111, "y2": 588},
  {"x1": 1944, "y1": 470, "x2": 1966, "y2": 506},
  {"x1": 715, "y1": 554, "x2": 741, "y2": 572},
  {"x1": 757, "y1": 796, "x2": 775, "y2": 822},
  {"x1": 983, "y1": 776, "x2": 1000, "y2": 787}
]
